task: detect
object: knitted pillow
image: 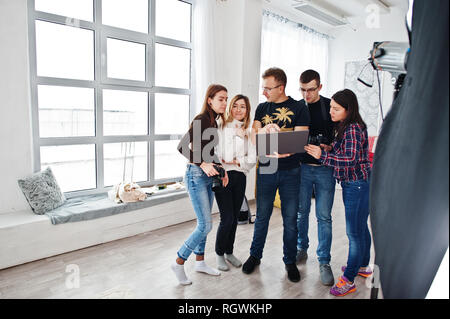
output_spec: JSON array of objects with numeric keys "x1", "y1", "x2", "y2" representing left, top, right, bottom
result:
[{"x1": 18, "y1": 167, "x2": 66, "y2": 215}]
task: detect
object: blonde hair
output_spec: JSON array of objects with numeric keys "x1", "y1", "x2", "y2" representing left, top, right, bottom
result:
[{"x1": 225, "y1": 94, "x2": 251, "y2": 130}]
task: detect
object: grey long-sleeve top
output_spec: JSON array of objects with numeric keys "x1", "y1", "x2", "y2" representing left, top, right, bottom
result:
[{"x1": 177, "y1": 112, "x2": 221, "y2": 166}]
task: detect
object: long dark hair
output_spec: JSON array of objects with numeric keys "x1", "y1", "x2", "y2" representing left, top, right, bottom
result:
[
  {"x1": 199, "y1": 84, "x2": 227, "y2": 127},
  {"x1": 332, "y1": 89, "x2": 366, "y2": 140}
]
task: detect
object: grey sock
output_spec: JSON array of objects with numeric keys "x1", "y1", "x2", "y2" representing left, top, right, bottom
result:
[
  {"x1": 225, "y1": 254, "x2": 242, "y2": 267},
  {"x1": 216, "y1": 254, "x2": 229, "y2": 271}
]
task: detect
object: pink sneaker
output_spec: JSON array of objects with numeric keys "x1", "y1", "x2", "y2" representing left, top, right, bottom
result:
[
  {"x1": 341, "y1": 266, "x2": 373, "y2": 278},
  {"x1": 330, "y1": 276, "x2": 356, "y2": 297}
]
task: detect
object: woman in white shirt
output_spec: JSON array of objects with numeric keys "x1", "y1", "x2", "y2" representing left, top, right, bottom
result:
[{"x1": 215, "y1": 94, "x2": 256, "y2": 271}]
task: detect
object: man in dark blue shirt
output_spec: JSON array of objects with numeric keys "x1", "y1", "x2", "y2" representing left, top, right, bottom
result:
[
  {"x1": 297, "y1": 69, "x2": 336, "y2": 286},
  {"x1": 242, "y1": 68, "x2": 310, "y2": 283}
]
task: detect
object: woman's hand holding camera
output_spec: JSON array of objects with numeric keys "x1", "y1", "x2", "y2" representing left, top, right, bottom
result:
[
  {"x1": 304, "y1": 144, "x2": 322, "y2": 159},
  {"x1": 200, "y1": 162, "x2": 219, "y2": 177},
  {"x1": 200, "y1": 162, "x2": 229, "y2": 187}
]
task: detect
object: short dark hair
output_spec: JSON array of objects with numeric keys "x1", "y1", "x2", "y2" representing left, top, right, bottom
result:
[
  {"x1": 300, "y1": 69, "x2": 321, "y2": 85},
  {"x1": 262, "y1": 67, "x2": 287, "y2": 87}
]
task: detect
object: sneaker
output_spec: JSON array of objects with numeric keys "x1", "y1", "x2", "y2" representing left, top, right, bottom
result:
[
  {"x1": 285, "y1": 263, "x2": 301, "y2": 282},
  {"x1": 242, "y1": 255, "x2": 260, "y2": 274},
  {"x1": 341, "y1": 266, "x2": 373, "y2": 278},
  {"x1": 296, "y1": 249, "x2": 308, "y2": 263},
  {"x1": 319, "y1": 264, "x2": 334, "y2": 286},
  {"x1": 330, "y1": 276, "x2": 356, "y2": 297}
]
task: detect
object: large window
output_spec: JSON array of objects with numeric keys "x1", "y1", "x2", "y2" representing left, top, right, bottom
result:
[{"x1": 28, "y1": 0, "x2": 193, "y2": 196}]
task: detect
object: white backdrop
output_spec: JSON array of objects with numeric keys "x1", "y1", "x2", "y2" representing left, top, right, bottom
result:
[{"x1": 260, "y1": 10, "x2": 329, "y2": 102}]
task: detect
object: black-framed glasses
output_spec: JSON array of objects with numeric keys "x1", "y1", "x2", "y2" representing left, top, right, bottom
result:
[
  {"x1": 299, "y1": 86, "x2": 319, "y2": 93},
  {"x1": 262, "y1": 85, "x2": 281, "y2": 92}
]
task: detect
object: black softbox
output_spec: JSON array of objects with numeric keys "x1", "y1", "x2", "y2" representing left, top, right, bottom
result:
[{"x1": 370, "y1": 0, "x2": 449, "y2": 298}]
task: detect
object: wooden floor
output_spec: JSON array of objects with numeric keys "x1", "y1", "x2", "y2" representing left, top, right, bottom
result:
[{"x1": 0, "y1": 189, "x2": 380, "y2": 299}]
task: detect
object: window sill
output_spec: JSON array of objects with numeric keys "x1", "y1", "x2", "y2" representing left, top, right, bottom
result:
[{"x1": 45, "y1": 186, "x2": 188, "y2": 225}]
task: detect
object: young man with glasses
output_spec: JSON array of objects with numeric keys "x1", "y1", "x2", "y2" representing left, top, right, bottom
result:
[
  {"x1": 242, "y1": 67, "x2": 310, "y2": 282},
  {"x1": 297, "y1": 69, "x2": 336, "y2": 286}
]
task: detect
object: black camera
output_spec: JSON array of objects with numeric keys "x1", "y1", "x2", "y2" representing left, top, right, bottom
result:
[
  {"x1": 211, "y1": 165, "x2": 226, "y2": 192},
  {"x1": 308, "y1": 133, "x2": 329, "y2": 146}
]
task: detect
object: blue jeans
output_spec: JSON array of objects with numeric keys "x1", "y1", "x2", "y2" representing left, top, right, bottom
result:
[
  {"x1": 341, "y1": 178, "x2": 371, "y2": 282},
  {"x1": 177, "y1": 164, "x2": 215, "y2": 261},
  {"x1": 250, "y1": 166, "x2": 301, "y2": 265},
  {"x1": 297, "y1": 164, "x2": 336, "y2": 264}
]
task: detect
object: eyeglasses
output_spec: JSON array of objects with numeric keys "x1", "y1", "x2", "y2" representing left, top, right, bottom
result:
[
  {"x1": 262, "y1": 85, "x2": 281, "y2": 92},
  {"x1": 299, "y1": 86, "x2": 319, "y2": 93}
]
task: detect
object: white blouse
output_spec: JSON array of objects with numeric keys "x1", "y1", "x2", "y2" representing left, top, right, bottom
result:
[{"x1": 216, "y1": 118, "x2": 257, "y2": 175}]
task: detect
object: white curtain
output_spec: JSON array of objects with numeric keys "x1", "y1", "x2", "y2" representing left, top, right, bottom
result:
[
  {"x1": 260, "y1": 11, "x2": 329, "y2": 102},
  {"x1": 192, "y1": 0, "x2": 217, "y2": 114}
]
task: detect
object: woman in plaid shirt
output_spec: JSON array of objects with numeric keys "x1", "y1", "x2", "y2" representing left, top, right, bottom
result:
[{"x1": 305, "y1": 89, "x2": 372, "y2": 297}]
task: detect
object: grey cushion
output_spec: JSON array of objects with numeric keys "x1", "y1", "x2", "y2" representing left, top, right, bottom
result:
[{"x1": 18, "y1": 167, "x2": 66, "y2": 215}]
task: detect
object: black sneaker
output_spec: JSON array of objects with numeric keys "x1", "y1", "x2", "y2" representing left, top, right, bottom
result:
[
  {"x1": 285, "y1": 263, "x2": 301, "y2": 282},
  {"x1": 242, "y1": 255, "x2": 260, "y2": 274}
]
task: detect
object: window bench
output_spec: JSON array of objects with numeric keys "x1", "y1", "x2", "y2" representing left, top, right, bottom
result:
[
  {"x1": 0, "y1": 190, "x2": 218, "y2": 270},
  {"x1": 45, "y1": 189, "x2": 188, "y2": 225}
]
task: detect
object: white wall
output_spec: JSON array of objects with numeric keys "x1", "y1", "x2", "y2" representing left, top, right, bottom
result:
[
  {"x1": 327, "y1": 6, "x2": 409, "y2": 119},
  {"x1": 0, "y1": 0, "x2": 34, "y2": 215},
  {"x1": 212, "y1": 0, "x2": 263, "y2": 201}
]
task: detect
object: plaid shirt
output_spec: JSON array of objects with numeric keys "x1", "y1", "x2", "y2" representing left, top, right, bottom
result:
[{"x1": 320, "y1": 123, "x2": 371, "y2": 182}]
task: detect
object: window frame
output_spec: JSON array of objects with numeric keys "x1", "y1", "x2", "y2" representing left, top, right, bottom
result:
[{"x1": 28, "y1": 0, "x2": 194, "y2": 198}]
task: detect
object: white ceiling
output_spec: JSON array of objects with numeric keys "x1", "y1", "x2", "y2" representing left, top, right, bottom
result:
[{"x1": 264, "y1": 0, "x2": 409, "y2": 32}]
